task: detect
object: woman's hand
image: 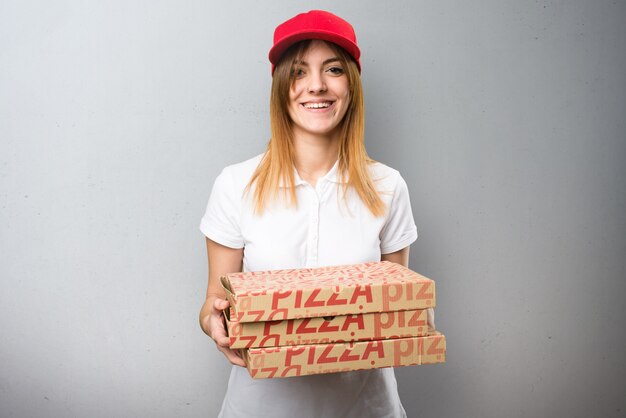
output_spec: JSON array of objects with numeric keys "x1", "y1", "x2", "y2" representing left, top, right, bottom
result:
[
  {"x1": 200, "y1": 295, "x2": 246, "y2": 367},
  {"x1": 200, "y1": 238, "x2": 245, "y2": 367}
]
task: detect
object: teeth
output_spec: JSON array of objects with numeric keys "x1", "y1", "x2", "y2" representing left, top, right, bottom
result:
[{"x1": 303, "y1": 102, "x2": 331, "y2": 109}]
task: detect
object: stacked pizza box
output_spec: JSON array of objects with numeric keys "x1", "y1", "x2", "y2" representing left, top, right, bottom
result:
[{"x1": 221, "y1": 261, "x2": 446, "y2": 379}]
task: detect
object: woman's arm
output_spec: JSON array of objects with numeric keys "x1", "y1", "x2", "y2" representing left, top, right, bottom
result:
[
  {"x1": 382, "y1": 246, "x2": 435, "y2": 331},
  {"x1": 381, "y1": 246, "x2": 410, "y2": 267},
  {"x1": 199, "y1": 237, "x2": 246, "y2": 366}
]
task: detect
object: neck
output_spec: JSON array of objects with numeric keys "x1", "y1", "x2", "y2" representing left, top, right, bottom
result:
[{"x1": 292, "y1": 128, "x2": 340, "y2": 187}]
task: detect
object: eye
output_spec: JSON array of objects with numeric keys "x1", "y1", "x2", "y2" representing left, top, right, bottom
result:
[
  {"x1": 291, "y1": 67, "x2": 306, "y2": 78},
  {"x1": 327, "y1": 66, "x2": 345, "y2": 75}
]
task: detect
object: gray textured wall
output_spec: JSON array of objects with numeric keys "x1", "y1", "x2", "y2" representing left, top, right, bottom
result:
[{"x1": 1, "y1": 1, "x2": 624, "y2": 417}]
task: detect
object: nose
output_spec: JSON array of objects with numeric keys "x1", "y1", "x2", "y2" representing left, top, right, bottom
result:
[{"x1": 307, "y1": 71, "x2": 327, "y2": 94}]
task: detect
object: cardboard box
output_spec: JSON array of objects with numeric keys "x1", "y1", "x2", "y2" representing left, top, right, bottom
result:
[
  {"x1": 243, "y1": 332, "x2": 446, "y2": 379},
  {"x1": 221, "y1": 261, "x2": 435, "y2": 323},
  {"x1": 226, "y1": 308, "x2": 430, "y2": 349}
]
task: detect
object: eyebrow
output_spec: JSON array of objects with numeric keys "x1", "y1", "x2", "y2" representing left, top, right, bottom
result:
[{"x1": 294, "y1": 57, "x2": 341, "y2": 66}]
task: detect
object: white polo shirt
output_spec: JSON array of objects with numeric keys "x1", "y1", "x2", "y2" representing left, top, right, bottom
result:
[{"x1": 200, "y1": 153, "x2": 417, "y2": 418}]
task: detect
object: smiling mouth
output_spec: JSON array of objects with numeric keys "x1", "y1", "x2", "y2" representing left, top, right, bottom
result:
[{"x1": 302, "y1": 101, "x2": 334, "y2": 109}]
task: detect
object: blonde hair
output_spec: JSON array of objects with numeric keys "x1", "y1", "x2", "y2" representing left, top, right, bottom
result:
[{"x1": 246, "y1": 40, "x2": 386, "y2": 217}]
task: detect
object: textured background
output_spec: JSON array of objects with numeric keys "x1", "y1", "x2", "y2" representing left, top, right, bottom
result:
[{"x1": 1, "y1": 1, "x2": 624, "y2": 417}]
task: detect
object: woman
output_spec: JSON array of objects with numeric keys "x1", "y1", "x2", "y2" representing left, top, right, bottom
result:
[{"x1": 199, "y1": 10, "x2": 431, "y2": 418}]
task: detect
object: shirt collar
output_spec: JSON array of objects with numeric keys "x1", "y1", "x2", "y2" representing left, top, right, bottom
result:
[
  {"x1": 279, "y1": 160, "x2": 345, "y2": 188},
  {"x1": 319, "y1": 159, "x2": 343, "y2": 184}
]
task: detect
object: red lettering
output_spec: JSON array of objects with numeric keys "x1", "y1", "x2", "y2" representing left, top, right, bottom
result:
[
  {"x1": 261, "y1": 367, "x2": 278, "y2": 378},
  {"x1": 362, "y1": 340, "x2": 385, "y2": 360},
  {"x1": 327, "y1": 292, "x2": 348, "y2": 305},
  {"x1": 258, "y1": 335, "x2": 280, "y2": 347},
  {"x1": 263, "y1": 320, "x2": 284, "y2": 336},
  {"x1": 341, "y1": 314, "x2": 365, "y2": 331},
  {"x1": 317, "y1": 344, "x2": 338, "y2": 363},
  {"x1": 296, "y1": 318, "x2": 317, "y2": 334},
  {"x1": 239, "y1": 335, "x2": 258, "y2": 348},
  {"x1": 382, "y1": 283, "x2": 403, "y2": 311},
  {"x1": 409, "y1": 310, "x2": 427, "y2": 327},
  {"x1": 415, "y1": 282, "x2": 434, "y2": 300},
  {"x1": 405, "y1": 282, "x2": 414, "y2": 301},
  {"x1": 285, "y1": 346, "x2": 307, "y2": 366},
  {"x1": 271, "y1": 290, "x2": 292, "y2": 309},
  {"x1": 339, "y1": 346, "x2": 360, "y2": 362},
  {"x1": 248, "y1": 310, "x2": 265, "y2": 321},
  {"x1": 294, "y1": 289, "x2": 303, "y2": 308},
  {"x1": 304, "y1": 289, "x2": 324, "y2": 307},
  {"x1": 397, "y1": 311, "x2": 406, "y2": 327},
  {"x1": 374, "y1": 312, "x2": 395, "y2": 338},
  {"x1": 280, "y1": 365, "x2": 301, "y2": 377},
  {"x1": 251, "y1": 352, "x2": 265, "y2": 368},
  {"x1": 349, "y1": 285, "x2": 373, "y2": 305},
  {"x1": 319, "y1": 318, "x2": 339, "y2": 333},
  {"x1": 393, "y1": 339, "x2": 415, "y2": 365},
  {"x1": 267, "y1": 309, "x2": 288, "y2": 320},
  {"x1": 427, "y1": 336, "x2": 445, "y2": 355}
]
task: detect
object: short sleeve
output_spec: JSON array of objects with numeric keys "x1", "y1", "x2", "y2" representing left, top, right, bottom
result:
[
  {"x1": 379, "y1": 174, "x2": 418, "y2": 254},
  {"x1": 199, "y1": 167, "x2": 244, "y2": 249}
]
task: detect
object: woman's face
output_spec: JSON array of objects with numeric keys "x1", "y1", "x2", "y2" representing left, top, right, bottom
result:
[{"x1": 287, "y1": 40, "x2": 351, "y2": 139}]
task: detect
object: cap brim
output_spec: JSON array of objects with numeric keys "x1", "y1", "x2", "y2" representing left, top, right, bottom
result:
[{"x1": 268, "y1": 30, "x2": 361, "y2": 72}]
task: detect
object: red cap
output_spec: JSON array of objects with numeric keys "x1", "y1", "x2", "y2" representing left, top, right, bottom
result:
[{"x1": 269, "y1": 10, "x2": 361, "y2": 74}]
